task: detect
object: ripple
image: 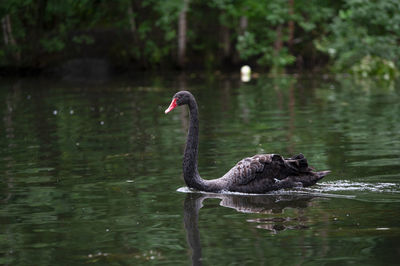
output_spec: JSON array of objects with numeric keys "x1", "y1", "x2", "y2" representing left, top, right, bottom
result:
[
  {"x1": 176, "y1": 186, "x2": 355, "y2": 199},
  {"x1": 306, "y1": 180, "x2": 400, "y2": 193}
]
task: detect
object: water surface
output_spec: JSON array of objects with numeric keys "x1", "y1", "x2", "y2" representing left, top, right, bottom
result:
[{"x1": 0, "y1": 74, "x2": 399, "y2": 265}]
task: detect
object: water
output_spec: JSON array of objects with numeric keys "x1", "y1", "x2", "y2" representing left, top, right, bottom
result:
[{"x1": 0, "y1": 74, "x2": 399, "y2": 265}]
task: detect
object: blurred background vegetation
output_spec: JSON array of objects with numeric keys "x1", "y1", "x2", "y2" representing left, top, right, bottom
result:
[{"x1": 0, "y1": 0, "x2": 399, "y2": 78}]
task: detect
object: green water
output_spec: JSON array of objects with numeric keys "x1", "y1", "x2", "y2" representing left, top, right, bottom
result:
[{"x1": 0, "y1": 74, "x2": 399, "y2": 265}]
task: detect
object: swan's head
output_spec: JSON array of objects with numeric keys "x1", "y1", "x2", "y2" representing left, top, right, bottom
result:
[{"x1": 165, "y1": 91, "x2": 193, "y2": 114}]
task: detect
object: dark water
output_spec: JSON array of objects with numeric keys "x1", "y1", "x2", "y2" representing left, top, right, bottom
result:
[{"x1": 0, "y1": 74, "x2": 399, "y2": 265}]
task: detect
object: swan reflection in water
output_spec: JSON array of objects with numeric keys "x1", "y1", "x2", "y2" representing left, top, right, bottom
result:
[{"x1": 183, "y1": 191, "x2": 321, "y2": 265}]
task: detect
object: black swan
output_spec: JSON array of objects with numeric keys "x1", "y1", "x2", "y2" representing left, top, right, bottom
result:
[{"x1": 165, "y1": 91, "x2": 329, "y2": 193}]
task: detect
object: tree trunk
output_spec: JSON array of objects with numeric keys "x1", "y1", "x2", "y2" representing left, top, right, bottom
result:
[
  {"x1": 127, "y1": 3, "x2": 138, "y2": 39},
  {"x1": 2, "y1": 15, "x2": 17, "y2": 46},
  {"x1": 220, "y1": 24, "x2": 230, "y2": 61},
  {"x1": 288, "y1": 0, "x2": 295, "y2": 50},
  {"x1": 127, "y1": 1, "x2": 147, "y2": 67},
  {"x1": 233, "y1": 15, "x2": 248, "y2": 64},
  {"x1": 272, "y1": 24, "x2": 283, "y2": 73},
  {"x1": 274, "y1": 24, "x2": 283, "y2": 54},
  {"x1": 1, "y1": 17, "x2": 9, "y2": 45},
  {"x1": 239, "y1": 16, "x2": 248, "y2": 35},
  {"x1": 36, "y1": 0, "x2": 48, "y2": 31},
  {"x1": 1, "y1": 15, "x2": 20, "y2": 62},
  {"x1": 178, "y1": 0, "x2": 189, "y2": 69}
]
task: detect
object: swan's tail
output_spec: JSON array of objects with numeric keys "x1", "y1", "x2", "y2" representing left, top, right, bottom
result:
[
  {"x1": 283, "y1": 154, "x2": 330, "y2": 187},
  {"x1": 315, "y1": 170, "x2": 330, "y2": 180},
  {"x1": 303, "y1": 170, "x2": 330, "y2": 187}
]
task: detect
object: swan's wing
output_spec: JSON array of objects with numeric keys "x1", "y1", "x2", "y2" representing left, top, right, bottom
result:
[
  {"x1": 225, "y1": 153, "x2": 312, "y2": 186},
  {"x1": 225, "y1": 154, "x2": 274, "y2": 185},
  {"x1": 222, "y1": 153, "x2": 328, "y2": 193}
]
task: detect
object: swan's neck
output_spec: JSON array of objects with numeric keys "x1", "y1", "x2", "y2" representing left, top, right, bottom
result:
[
  {"x1": 183, "y1": 96, "x2": 227, "y2": 192},
  {"x1": 183, "y1": 98, "x2": 202, "y2": 188}
]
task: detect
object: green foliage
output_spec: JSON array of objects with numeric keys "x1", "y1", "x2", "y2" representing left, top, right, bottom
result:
[
  {"x1": 0, "y1": 0, "x2": 398, "y2": 74},
  {"x1": 40, "y1": 37, "x2": 65, "y2": 52},
  {"x1": 222, "y1": 0, "x2": 335, "y2": 71},
  {"x1": 72, "y1": 35, "x2": 94, "y2": 45},
  {"x1": 318, "y1": 0, "x2": 400, "y2": 79},
  {"x1": 351, "y1": 55, "x2": 399, "y2": 80}
]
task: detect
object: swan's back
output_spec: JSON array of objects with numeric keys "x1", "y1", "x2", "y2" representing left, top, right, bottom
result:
[{"x1": 222, "y1": 153, "x2": 328, "y2": 193}]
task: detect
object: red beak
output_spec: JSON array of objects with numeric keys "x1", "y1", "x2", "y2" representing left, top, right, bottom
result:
[{"x1": 165, "y1": 98, "x2": 178, "y2": 114}]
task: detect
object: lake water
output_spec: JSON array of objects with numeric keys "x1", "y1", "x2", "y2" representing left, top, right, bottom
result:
[{"x1": 0, "y1": 74, "x2": 399, "y2": 265}]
